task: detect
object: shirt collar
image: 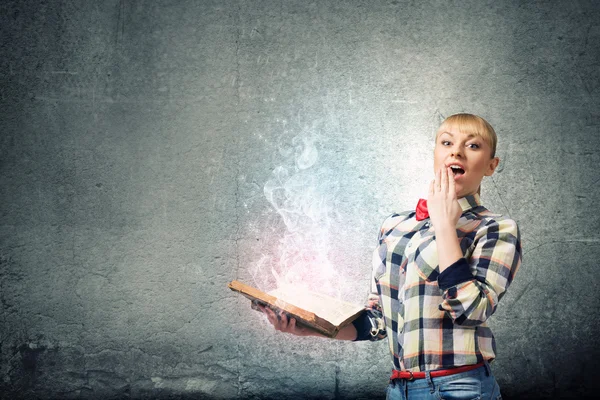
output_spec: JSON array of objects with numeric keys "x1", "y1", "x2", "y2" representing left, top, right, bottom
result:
[{"x1": 457, "y1": 193, "x2": 482, "y2": 212}]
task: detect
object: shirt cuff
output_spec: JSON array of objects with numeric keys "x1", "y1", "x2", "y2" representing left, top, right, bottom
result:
[
  {"x1": 437, "y1": 257, "x2": 473, "y2": 290},
  {"x1": 351, "y1": 311, "x2": 372, "y2": 341}
]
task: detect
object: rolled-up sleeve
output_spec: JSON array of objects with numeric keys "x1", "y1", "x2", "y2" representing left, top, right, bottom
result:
[
  {"x1": 353, "y1": 215, "x2": 396, "y2": 341},
  {"x1": 437, "y1": 217, "x2": 522, "y2": 326},
  {"x1": 352, "y1": 281, "x2": 387, "y2": 341}
]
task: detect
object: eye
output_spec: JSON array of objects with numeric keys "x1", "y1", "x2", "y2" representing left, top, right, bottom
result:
[
  {"x1": 441, "y1": 140, "x2": 451, "y2": 146},
  {"x1": 467, "y1": 143, "x2": 480, "y2": 149}
]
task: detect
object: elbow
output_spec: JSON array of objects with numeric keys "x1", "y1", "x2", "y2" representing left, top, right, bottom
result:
[
  {"x1": 441, "y1": 290, "x2": 498, "y2": 326},
  {"x1": 452, "y1": 305, "x2": 496, "y2": 326}
]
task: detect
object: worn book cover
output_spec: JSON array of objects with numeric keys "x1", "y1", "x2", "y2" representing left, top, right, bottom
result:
[{"x1": 228, "y1": 280, "x2": 365, "y2": 338}]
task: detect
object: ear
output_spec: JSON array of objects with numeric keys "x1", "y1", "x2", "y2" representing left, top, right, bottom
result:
[{"x1": 484, "y1": 157, "x2": 500, "y2": 176}]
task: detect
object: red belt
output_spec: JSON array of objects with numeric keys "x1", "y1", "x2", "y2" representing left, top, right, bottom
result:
[{"x1": 390, "y1": 362, "x2": 485, "y2": 381}]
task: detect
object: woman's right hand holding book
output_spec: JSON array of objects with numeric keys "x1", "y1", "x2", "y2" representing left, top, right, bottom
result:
[{"x1": 256, "y1": 304, "x2": 358, "y2": 340}]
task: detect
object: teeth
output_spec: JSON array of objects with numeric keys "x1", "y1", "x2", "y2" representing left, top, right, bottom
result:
[{"x1": 450, "y1": 165, "x2": 462, "y2": 170}]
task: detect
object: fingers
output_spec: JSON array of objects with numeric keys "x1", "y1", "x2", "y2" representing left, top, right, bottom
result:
[
  {"x1": 431, "y1": 167, "x2": 443, "y2": 195},
  {"x1": 260, "y1": 306, "x2": 276, "y2": 324},
  {"x1": 432, "y1": 167, "x2": 455, "y2": 196},
  {"x1": 441, "y1": 166, "x2": 448, "y2": 193},
  {"x1": 447, "y1": 167, "x2": 456, "y2": 196},
  {"x1": 279, "y1": 311, "x2": 289, "y2": 328},
  {"x1": 258, "y1": 305, "x2": 294, "y2": 332},
  {"x1": 260, "y1": 306, "x2": 277, "y2": 326}
]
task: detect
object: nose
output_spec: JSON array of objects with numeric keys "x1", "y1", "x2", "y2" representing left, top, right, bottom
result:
[{"x1": 451, "y1": 144, "x2": 464, "y2": 158}]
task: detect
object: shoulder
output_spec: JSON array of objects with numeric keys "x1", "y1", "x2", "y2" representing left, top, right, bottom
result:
[
  {"x1": 377, "y1": 210, "x2": 413, "y2": 242},
  {"x1": 472, "y1": 208, "x2": 521, "y2": 241},
  {"x1": 468, "y1": 210, "x2": 523, "y2": 269}
]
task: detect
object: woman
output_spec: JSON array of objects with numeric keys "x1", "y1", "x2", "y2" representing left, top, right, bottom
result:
[{"x1": 259, "y1": 113, "x2": 522, "y2": 400}]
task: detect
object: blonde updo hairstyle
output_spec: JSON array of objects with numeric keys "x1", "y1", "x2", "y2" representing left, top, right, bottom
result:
[
  {"x1": 435, "y1": 113, "x2": 499, "y2": 195},
  {"x1": 435, "y1": 113, "x2": 497, "y2": 159}
]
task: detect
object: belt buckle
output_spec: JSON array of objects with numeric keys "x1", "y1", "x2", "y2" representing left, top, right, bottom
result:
[{"x1": 407, "y1": 371, "x2": 415, "y2": 381}]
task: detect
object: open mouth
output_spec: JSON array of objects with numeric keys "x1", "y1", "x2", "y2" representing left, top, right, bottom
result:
[{"x1": 449, "y1": 166, "x2": 465, "y2": 177}]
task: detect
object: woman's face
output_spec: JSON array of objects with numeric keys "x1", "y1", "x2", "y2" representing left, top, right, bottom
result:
[{"x1": 433, "y1": 126, "x2": 499, "y2": 198}]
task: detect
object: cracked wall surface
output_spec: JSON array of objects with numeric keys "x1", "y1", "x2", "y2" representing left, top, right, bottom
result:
[{"x1": 1, "y1": 1, "x2": 599, "y2": 399}]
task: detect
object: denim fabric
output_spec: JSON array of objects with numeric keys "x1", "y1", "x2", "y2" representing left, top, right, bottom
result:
[{"x1": 385, "y1": 362, "x2": 502, "y2": 400}]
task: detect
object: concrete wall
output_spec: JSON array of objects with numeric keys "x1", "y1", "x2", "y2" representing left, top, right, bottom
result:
[{"x1": 1, "y1": 1, "x2": 599, "y2": 399}]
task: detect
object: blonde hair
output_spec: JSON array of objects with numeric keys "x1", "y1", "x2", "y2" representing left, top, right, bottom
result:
[{"x1": 436, "y1": 113, "x2": 497, "y2": 158}]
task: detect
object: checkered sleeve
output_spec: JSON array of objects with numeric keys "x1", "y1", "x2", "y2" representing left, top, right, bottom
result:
[
  {"x1": 351, "y1": 291, "x2": 387, "y2": 341},
  {"x1": 352, "y1": 215, "x2": 398, "y2": 341},
  {"x1": 437, "y1": 217, "x2": 522, "y2": 326}
]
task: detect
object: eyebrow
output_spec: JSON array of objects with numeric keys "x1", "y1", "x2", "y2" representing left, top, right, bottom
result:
[{"x1": 441, "y1": 131, "x2": 477, "y2": 139}]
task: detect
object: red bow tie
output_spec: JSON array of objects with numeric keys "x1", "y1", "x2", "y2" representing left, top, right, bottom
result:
[{"x1": 415, "y1": 198, "x2": 429, "y2": 221}]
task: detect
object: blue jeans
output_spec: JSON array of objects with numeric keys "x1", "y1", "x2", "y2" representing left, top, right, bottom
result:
[{"x1": 385, "y1": 362, "x2": 502, "y2": 400}]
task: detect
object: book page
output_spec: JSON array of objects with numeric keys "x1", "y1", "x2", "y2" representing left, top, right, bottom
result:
[{"x1": 268, "y1": 284, "x2": 364, "y2": 326}]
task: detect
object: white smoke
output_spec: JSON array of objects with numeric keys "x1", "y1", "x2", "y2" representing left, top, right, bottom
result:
[{"x1": 251, "y1": 133, "x2": 343, "y2": 298}]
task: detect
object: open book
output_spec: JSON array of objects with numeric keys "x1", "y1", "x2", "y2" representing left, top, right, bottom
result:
[{"x1": 228, "y1": 280, "x2": 365, "y2": 338}]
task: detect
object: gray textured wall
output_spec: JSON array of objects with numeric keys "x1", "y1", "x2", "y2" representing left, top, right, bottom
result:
[{"x1": 1, "y1": 1, "x2": 599, "y2": 399}]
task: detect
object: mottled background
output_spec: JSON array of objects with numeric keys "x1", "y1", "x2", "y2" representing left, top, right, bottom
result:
[{"x1": 1, "y1": 1, "x2": 599, "y2": 399}]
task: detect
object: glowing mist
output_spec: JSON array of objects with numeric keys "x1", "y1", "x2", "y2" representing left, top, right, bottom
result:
[{"x1": 251, "y1": 133, "x2": 345, "y2": 299}]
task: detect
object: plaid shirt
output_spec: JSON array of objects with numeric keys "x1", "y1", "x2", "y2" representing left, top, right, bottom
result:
[{"x1": 352, "y1": 193, "x2": 522, "y2": 372}]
